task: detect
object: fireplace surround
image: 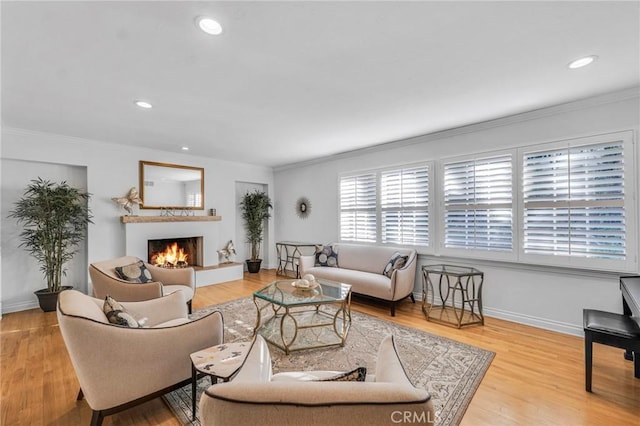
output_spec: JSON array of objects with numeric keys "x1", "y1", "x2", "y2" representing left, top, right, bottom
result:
[{"x1": 121, "y1": 215, "x2": 243, "y2": 287}]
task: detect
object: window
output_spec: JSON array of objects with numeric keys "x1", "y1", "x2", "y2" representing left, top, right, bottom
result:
[
  {"x1": 522, "y1": 140, "x2": 626, "y2": 260},
  {"x1": 340, "y1": 163, "x2": 431, "y2": 246},
  {"x1": 381, "y1": 166, "x2": 430, "y2": 245},
  {"x1": 340, "y1": 173, "x2": 377, "y2": 242},
  {"x1": 443, "y1": 154, "x2": 513, "y2": 252}
]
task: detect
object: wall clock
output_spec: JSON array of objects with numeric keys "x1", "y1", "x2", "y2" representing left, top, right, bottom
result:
[{"x1": 296, "y1": 197, "x2": 311, "y2": 219}]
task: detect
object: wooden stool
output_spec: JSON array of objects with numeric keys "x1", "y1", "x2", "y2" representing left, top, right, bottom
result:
[{"x1": 583, "y1": 309, "x2": 640, "y2": 392}]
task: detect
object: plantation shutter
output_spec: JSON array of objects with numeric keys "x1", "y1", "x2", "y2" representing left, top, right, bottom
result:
[
  {"x1": 340, "y1": 173, "x2": 377, "y2": 242},
  {"x1": 381, "y1": 165, "x2": 429, "y2": 245},
  {"x1": 444, "y1": 154, "x2": 513, "y2": 251},
  {"x1": 522, "y1": 142, "x2": 625, "y2": 259}
]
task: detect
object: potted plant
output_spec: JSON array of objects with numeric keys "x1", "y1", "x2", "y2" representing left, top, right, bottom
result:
[
  {"x1": 8, "y1": 178, "x2": 92, "y2": 311},
  {"x1": 240, "y1": 190, "x2": 272, "y2": 273}
]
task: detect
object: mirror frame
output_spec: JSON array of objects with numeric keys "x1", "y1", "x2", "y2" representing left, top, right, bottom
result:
[{"x1": 139, "y1": 161, "x2": 205, "y2": 210}]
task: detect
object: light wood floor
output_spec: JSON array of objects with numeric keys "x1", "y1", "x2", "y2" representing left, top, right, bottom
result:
[{"x1": 2, "y1": 269, "x2": 639, "y2": 425}]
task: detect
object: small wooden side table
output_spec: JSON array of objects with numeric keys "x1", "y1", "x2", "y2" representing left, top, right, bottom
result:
[
  {"x1": 189, "y1": 341, "x2": 251, "y2": 420},
  {"x1": 422, "y1": 264, "x2": 484, "y2": 328}
]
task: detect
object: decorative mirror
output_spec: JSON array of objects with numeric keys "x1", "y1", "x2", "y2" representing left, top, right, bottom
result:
[
  {"x1": 296, "y1": 197, "x2": 311, "y2": 219},
  {"x1": 139, "y1": 161, "x2": 204, "y2": 210}
]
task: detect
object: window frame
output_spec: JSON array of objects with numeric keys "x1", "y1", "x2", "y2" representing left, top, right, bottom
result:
[
  {"x1": 338, "y1": 161, "x2": 434, "y2": 250},
  {"x1": 517, "y1": 131, "x2": 636, "y2": 272},
  {"x1": 438, "y1": 149, "x2": 518, "y2": 262}
]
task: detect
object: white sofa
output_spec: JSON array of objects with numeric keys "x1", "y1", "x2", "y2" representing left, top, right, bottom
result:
[
  {"x1": 199, "y1": 335, "x2": 435, "y2": 426},
  {"x1": 300, "y1": 243, "x2": 417, "y2": 316}
]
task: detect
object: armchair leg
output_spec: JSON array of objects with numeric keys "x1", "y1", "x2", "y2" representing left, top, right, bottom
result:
[
  {"x1": 187, "y1": 300, "x2": 192, "y2": 314},
  {"x1": 77, "y1": 388, "x2": 84, "y2": 400},
  {"x1": 90, "y1": 410, "x2": 104, "y2": 426},
  {"x1": 390, "y1": 302, "x2": 396, "y2": 317},
  {"x1": 410, "y1": 294, "x2": 416, "y2": 303}
]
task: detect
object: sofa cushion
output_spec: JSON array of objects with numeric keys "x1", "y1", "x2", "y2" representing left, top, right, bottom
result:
[
  {"x1": 383, "y1": 252, "x2": 409, "y2": 278},
  {"x1": 103, "y1": 295, "x2": 140, "y2": 327},
  {"x1": 336, "y1": 243, "x2": 406, "y2": 274},
  {"x1": 114, "y1": 260, "x2": 153, "y2": 283},
  {"x1": 305, "y1": 266, "x2": 393, "y2": 300},
  {"x1": 316, "y1": 244, "x2": 339, "y2": 267}
]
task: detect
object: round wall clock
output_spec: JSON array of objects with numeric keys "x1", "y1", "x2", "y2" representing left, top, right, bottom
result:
[{"x1": 296, "y1": 197, "x2": 311, "y2": 219}]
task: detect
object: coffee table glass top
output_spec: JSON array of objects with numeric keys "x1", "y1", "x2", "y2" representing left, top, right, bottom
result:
[{"x1": 254, "y1": 279, "x2": 351, "y2": 306}]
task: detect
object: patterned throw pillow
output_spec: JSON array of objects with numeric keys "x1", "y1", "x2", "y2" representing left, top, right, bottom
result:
[
  {"x1": 318, "y1": 367, "x2": 367, "y2": 382},
  {"x1": 114, "y1": 260, "x2": 153, "y2": 283},
  {"x1": 103, "y1": 295, "x2": 140, "y2": 327},
  {"x1": 382, "y1": 252, "x2": 409, "y2": 278},
  {"x1": 315, "y1": 244, "x2": 339, "y2": 267}
]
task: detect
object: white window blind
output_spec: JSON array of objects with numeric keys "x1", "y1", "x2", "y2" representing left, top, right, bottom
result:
[
  {"x1": 340, "y1": 173, "x2": 377, "y2": 242},
  {"x1": 381, "y1": 165, "x2": 429, "y2": 245},
  {"x1": 444, "y1": 154, "x2": 513, "y2": 251},
  {"x1": 522, "y1": 141, "x2": 625, "y2": 260}
]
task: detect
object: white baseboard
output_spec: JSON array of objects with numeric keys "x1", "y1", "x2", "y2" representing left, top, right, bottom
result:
[
  {"x1": 484, "y1": 306, "x2": 583, "y2": 337},
  {"x1": 412, "y1": 291, "x2": 583, "y2": 337},
  {"x1": 2, "y1": 300, "x2": 39, "y2": 314}
]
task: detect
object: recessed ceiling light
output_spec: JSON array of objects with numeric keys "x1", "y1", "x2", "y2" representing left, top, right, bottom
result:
[
  {"x1": 134, "y1": 100, "x2": 153, "y2": 109},
  {"x1": 181, "y1": 146, "x2": 190, "y2": 151},
  {"x1": 568, "y1": 55, "x2": 598, "y2": 69},
  {"x1": 196, "y1": 16, "x2": 223, "y2": 35}
]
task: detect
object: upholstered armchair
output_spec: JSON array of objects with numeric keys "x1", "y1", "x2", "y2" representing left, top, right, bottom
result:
[
  {"x1": 89, "y1": 255, "x2": 195, "y2": 313},
  {"x1": 199, "y1": 335, "x2": 435, "y2": 425},
  {"x1": 57, "y1": 289, "x2": 223, "y2": 426}
]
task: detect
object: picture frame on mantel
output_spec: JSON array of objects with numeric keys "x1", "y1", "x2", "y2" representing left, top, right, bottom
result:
[{"x1": 139, "y1": 161, "x2": 205, "y2": 210}]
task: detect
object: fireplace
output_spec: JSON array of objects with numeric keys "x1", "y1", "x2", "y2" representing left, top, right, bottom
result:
[{"x1": 148, "y1": 236, "x2": 203, "y2": 268}]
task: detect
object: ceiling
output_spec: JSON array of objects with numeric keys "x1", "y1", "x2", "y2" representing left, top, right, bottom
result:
[{"x1": 2, "y1": 1, "x2": 639, "y2": 168}]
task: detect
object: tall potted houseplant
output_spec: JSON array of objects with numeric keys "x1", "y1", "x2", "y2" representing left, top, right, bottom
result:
[
  {"x1": 240, "y1": 190, "x2": 272, "y2": 273},
  {"x1": 9, "y1": 178, "x2": 92, "y2": 311}
]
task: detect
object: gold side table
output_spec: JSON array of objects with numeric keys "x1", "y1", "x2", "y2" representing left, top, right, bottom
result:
[
  {"x1": 276, "y1": 241, "x2": 319, "y2": 278},
  {"x1": 421, "y1": 264, "x2": 484, "y2": 328}
]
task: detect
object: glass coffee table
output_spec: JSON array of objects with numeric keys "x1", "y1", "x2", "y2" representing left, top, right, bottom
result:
[{"x1": 252, "y1": 279, "x2": 352, "y2": 354}]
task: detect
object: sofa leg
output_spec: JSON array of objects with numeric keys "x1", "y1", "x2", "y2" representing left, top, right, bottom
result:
[
  {"x1": 77, "y1": 388, "x2": 84, "y2": 401},
  {"x1": 390, "y1": 302, "x2": 396, "y2": 317},
  {"x1": 90, "y1": 410, "x2": 104, "y2": 426},
  {"x1": 410, "y1": 294, "x2": 416, "y2": 303},
  {"x1": 187, "y1": 300, "x2": 192, "y2": 314}
]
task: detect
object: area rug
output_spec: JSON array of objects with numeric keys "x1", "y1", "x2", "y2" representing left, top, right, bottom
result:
[{"x1": 163, "y1": 297, "x2": 494, "y2": 425}]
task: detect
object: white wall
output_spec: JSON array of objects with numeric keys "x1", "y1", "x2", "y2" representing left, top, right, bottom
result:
[
  {"x1": 274, "y1": 89, "x2": 640, "y2": 336},
  {"x1": 1, "y1": 160, "x2": 88, "y2": 311},
  {"x1": 1, "y1": 128, "x2": 275, "y2": 313}
]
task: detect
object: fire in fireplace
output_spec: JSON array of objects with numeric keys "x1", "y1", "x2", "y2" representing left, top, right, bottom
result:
[{"x1": 148, "y1": 237, "x2": 202, "y2": 268}]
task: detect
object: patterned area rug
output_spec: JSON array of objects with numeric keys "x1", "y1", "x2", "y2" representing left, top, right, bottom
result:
[{"x1": 163, "y1": 297, "x2": 494, "y2": 425}]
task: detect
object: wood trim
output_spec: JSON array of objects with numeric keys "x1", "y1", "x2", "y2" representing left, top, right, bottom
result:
[{"x1": 120, "y1": 215, "x2": 221, "y2": 223}]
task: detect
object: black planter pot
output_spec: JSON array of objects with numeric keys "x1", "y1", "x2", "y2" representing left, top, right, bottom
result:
[
  {"x1": 34, "y1": 286, "x2": 73, "y2": 312},
  {"x1": 246, "y1": 259, "x2": 262, "y2": 273}
]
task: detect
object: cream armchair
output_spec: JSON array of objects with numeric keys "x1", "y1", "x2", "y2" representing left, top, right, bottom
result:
[
  {"x1": 199, "y1": 335, "x2": 435, "y2": 425},
  {"x1": 57, "y1": 289, "x2": 223, "y2": 426},
  {"x1": 89, "y1": 255, "x2": 195, "y2": 313}
]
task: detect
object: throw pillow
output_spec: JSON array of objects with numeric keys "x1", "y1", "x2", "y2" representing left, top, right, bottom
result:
[
  {"x1": 103, "y1": 295, "x2": 140, "y2": 327},
  {"x1": 114, "y1": 260, "x2": 153, "y2": 283},
  {"x1": 315, "y1": 244, "x2": 339, "y2": 267},
  {"x1": 317, "y1": 367, "x2": 367, "y2": 382},
  {"x1": 382, "y1": 252, "x2": 409, "y2": 278}
]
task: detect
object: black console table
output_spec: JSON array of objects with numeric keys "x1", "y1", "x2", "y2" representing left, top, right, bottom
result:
[{"x1": 421, "y1": 264, "x2": 484, "y2": 328}]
